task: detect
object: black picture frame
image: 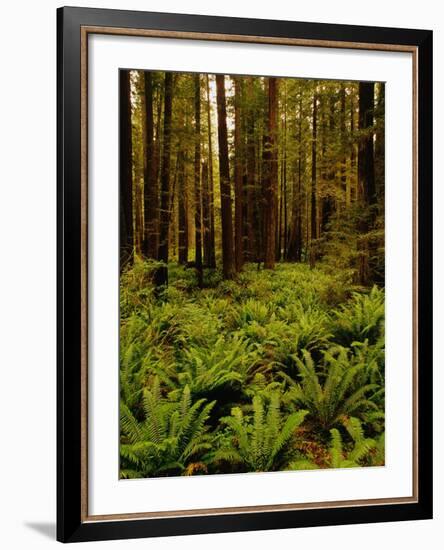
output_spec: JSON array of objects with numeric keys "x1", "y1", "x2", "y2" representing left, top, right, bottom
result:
[{"x1": 57, "y1": 6, "x2": 433, "y2": 543}]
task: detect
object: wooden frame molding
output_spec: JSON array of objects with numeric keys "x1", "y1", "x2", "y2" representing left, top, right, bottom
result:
[{"x1": 58, "y1": 7, "x2": 432, "y2": 542}]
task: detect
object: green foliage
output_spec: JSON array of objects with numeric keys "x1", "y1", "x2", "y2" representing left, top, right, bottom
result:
[
  {"x1": 120, "y1": 379, "x2": 215, "y2": 478},
  {"x1": 288, "y1": 417, "x2": 383, "y2": 470},
  {"x1": 120, "y1": 258, "x2": 161, "y2": 317},
  {"x1": 287, "y1": 348, "x2": 379, "y2": 430},
  {"x1": 237, "y1": 299, "x2": 272, "y2": 325},
  {"x1": 329, "y1": 416, "x2": 379, "y2": 468},
  {"x1": 119, "y1": 260, "x2": 385, "y2": 477},
  {"x1": 277, "y1": 304, "x2": 332, "y2": 352},
  {"x1": 167, "y1": 335, "x2": 257, "y2": 400},
  {"x1": 120, "y1": 74, "x2": 386, "y2": 478},
  {"x1": 333, "y1": 286, "x2": 385, "y2": 347},
  {"x1": 212, "y1": 394, "x2": 308, "y2": 472}
]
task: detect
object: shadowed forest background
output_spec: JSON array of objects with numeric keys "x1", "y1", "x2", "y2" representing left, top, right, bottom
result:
[{"x1": 119, "y1": 70, "x2": 385, "y2": 479}]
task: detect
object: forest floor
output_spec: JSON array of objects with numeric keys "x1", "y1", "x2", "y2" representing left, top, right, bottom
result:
[{"x1": 119, "y1": 261, "x2": 385, "y2": 479}]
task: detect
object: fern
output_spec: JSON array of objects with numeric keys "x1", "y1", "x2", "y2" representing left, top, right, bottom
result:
[
  {"x1": 287, "y1": 418, "x2": 381, "y2": 470},
  {"x1": 333, "y1": 286, "x2": 384, "y2": 347},
  {"x1": 119, "y1": 261, "x2": 385, "y2": 478},
  {"x1": 286, "y1": 348, "x2": 379, "y2": 429},
  {"x1": 120, "y1": 380, "x2": 215, "y2": 478},
  {"x1": 277, "y1": 303, "x2": 332, "y2": 352},
  {"x1": 212, "y1": 393, "x2": 308, "y2": 472},
  {"x1": 237, "y1": 299, "x2": 272, "y2": 325},
  {"x1": 329, "y1": 417, "x2": 379, "y2": 468},
  {"x1": 166, "y1": 335, "x2": 257, "y2": 400}
]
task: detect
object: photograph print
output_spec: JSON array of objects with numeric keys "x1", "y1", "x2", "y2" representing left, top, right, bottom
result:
[{"x1": 119, "y1": 70, "x2": 385, "y2": 480}]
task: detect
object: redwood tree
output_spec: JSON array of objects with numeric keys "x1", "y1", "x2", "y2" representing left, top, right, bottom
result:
[
  {"x1": 215, "y1": 74, "x2": 235, "y2": 279},
  {"x1": 358, "y1": 82, "x2": 376, "y2": 206},
  {"x1": 310, "y1": 87, "x2": 318, "y2": 267},
  {"x1": 205, "y1": 75, "x2": 216, "y2": 268},
  {"x1": 245, "y1": 78, "x2": 256, "y2": 261},
  {"x1": 357, "y1": 81, "x2": 376, "y2": 285},
  {"x1": 194, "y1": 74, "x2": 203, "y2": 287},
  {"x1": 287, "y1": 92, "x2": 303, "y2": 262},
  {"x1": 177, "y1": 150, "x2": 188, "y2": 264},
  {"x1": 320, "y1": 90, "x2": 336, "y2": 234},
  {"x1": 143, "y1": 71, "x2": 159, "y2": 258},
  {"x1": 263, "y1": 77, "x2": 279, "y2": 269},
  {"x1": 154, "y1": 72, "x2": 173, "y2": 287},
  {"x1": 234, "y1": 77, "x2": 244, "y2": 271},
  {"x1": 119, "y1": 69, "x2": 133, "y2": 270},
  {"x1": 202, "y1": 161, "x2": 212, "y2": 267}
]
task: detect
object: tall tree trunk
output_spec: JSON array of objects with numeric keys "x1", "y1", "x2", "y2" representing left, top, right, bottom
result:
[
  {"x1": 340, "y1": 83, "x2": 347, "y2": 208},
  {"x1": 245, "y1": 78, "x2": 256, "y2": 261},
  {"x1": 296, "y1": 145, "x2": 303, "y2": 262},
  {"x1": 310, "y1": 87, "x2": 318, "y2": 268},
  {"x1": 177, "y1": 151, "x2": 188, "y2": 264},
  {"x1": 119, "y1": 70, "x2": 133, "y2": 270},
  {"x1": 153, "y1": 86, "x2": 163, "y2": 229},
  {"x1": 375, "y1": 83, "x2": 385, "y2": 202},
  {"x1": 263, "y1": 77, "x2": 279, "y2": 269},
  {"x1": 287, "y1": 93, "x2": 303, "y2": 262},
  {"x1": 194, "y1": 74, "x2": 203, "y2": 287},
  {"x1": 277, "y1": 167, "x2": 283, "y2": 261},
  {"x1": 283, "y1": 131, "x2": 288, "y2": 259},
  {"x1": 350, "y1": 88, "x2": 357, "y2": 204},
  {"x1": 154, "y1": 72, "x2": 173, "y2": 288},
  {"x1": 280, "y1": 86, "x2": 288, "y2": 260},
  {"x1": 205, "y1": 75, "x2": 216, "y2": 268},
  {"x1": 143, "y1": 72, "x2": 159, "y2": 259},
  {"x1": 357, "y1": 81, "x2": 376, "y2": 285},
  {"x1": 215, "y1": 74, "x2": 235, "y2": 279},
  {"x1": 284, "y1": 83, "x2": 289, "y2": 259},
  {"x1": 321, "y1": 91, "x2": 336, "y2": 234},
  {"x1": 133, "y1": 72, "x2": 145, "y2": 257},
  {"x1": 358, "y1": 82, "x2": 376, "y2": 206},
  {"x1": 202, "y1": 161, "x2": 211, "y2": 267},
  {"x1": 234, "y1": 78, "x2": 244, "y2": 271},
  {"x1": 134, "y1": 176, "x2": 144, "y2": 257},
  {"x1": 255, "y1": 123, "x2": 264, "y2": 266},
  {"x1": 168, "y1": 152, "x2": 180, "y2": 229},
  {"x1": 296, "y1": 94, "x2": 303, "y2": 262}
]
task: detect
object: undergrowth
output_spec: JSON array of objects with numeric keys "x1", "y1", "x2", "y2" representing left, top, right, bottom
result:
[{"x1": 120, "y1": 260, "x2": 385, "y2": 478}]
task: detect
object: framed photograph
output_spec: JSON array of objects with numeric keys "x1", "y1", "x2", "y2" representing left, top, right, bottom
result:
[{"x1": 57, "y1": 6, "x2": 433, "y2": 543}]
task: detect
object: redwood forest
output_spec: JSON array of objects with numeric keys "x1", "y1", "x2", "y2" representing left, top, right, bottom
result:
[{"x1": 119, "y1": 70, "x2": 385, "y2": 479}]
